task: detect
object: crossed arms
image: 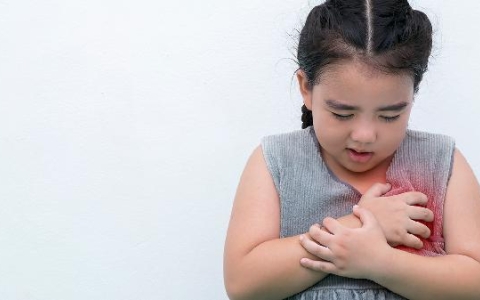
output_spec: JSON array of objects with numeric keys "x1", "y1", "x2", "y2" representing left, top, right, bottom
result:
[{"x1": 223, "y1": 146, "x2": 480, "y2": 300}]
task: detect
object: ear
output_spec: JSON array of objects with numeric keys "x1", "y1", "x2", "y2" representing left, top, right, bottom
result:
[{"x1": 297, "y1": 70, "x2": 313, "y2": 110}]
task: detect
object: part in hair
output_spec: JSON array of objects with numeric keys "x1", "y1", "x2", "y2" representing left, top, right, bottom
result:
[{"x1": 297, "y1": 0, "x2": 433, "y2": 129}]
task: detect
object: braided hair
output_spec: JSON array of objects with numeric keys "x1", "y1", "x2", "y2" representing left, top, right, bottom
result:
[{"x1": 297, "y1": 0, "x2": 432, "y2": 129}]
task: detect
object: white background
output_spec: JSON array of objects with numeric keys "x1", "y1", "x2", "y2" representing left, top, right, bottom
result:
[{"x1": 0, "y1": 0, "x2": 479, "y2": 299}]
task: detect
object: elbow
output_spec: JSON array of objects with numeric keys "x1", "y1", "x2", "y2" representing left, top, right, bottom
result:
[
  {"x1": 224, "y1": 253, "x2": 248, "y2": 300},
  {"x1": 224, "y1": 265, "x2": 257, "y2": 300},
  {"x1": 224, "y1": 284, "x2": 241, "y2": 300},
  {"x1": 224, "y1": 273, "x2": 248, "y2": 300},
  {"x1": 224, "y1": 250, "x2": 266, "y2": 300}
]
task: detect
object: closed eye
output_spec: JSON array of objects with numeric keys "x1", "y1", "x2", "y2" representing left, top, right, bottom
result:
[
  {"x1": 381, "y1": 115, "x2": 400, "y2": 122},
  {"x1": 332, "y1": 112, "x2": 354, "y2": 120}
]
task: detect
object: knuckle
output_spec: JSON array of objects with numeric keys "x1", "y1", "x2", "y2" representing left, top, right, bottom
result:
[
  {"x1": 421, "y1": 226, "x2": 431, "y2": 238},
  {"x1": 305, "y1": 260, "x2": 316, "y2": 269},
  {"x1": 422, "y1": 208, "x2": 428, "y2": 216},
  {"x1": 390, "y1": 230, "x2": 401, "y2": 242},
  {"x1": 310, "y1": 225, "x2": 324, "y2": 238},
  {"x1": 411, "y1": 192, "x2": 427, "y2": 203},
  {"x1": 425, "y1": 209, "x2": 434, "y2": 221},
  {"x1": 393, "y1": 229, "x2": 404, "y2": 241},
  {"x1": 323, "y1": 217, "x2": 334, "y2": 227},
  {"x1": 415, "y1": 239, "x2": 424, "y2": 249},
  {"x1": 423, "y1": 209, "x2": 430, "y2": 219},
  {"x1": 412, "y1": 241, "x2": 422, "y2": 249},
  {"x1": 406, "y1": 236, "x2": 421, "y2": 249},
  {"x1": 313, "y1": 248, "x2": 323, "y2": 257},
  {"x1": 419, "y1": 193, "x2": 428, "y2": 202},
  {"x1": 402, "y1": 194, "x2": 414, "y2": 204},
  {"x1": 319, "y1": 263, "x2": 330, "y2": 272},
  {"x1": 394, "y1": 228, "x2": 403, "y2": 236}
]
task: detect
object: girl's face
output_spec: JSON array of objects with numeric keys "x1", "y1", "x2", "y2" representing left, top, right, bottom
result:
[{"x1": 298, "y1": 61, "x2": 414, "y2": 179}]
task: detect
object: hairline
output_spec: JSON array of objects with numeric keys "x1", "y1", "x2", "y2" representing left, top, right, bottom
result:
[{"x1": 311, "y1": 56, "x2": 416, "y2": 88}]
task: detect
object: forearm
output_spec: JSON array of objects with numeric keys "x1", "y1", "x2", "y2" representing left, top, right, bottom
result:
[
  {"x1": 373, "y1": 250, "x2": 480, "y2": 300},
  {"x1": 336, "y1": 213, "x2": 361, "y2": 228},
  {"x1": 225, "y1": 213, "x2": 365, "y2": 300},
  {"x1": 224, "y1": 234, "x2": 327, "y2": 300}
]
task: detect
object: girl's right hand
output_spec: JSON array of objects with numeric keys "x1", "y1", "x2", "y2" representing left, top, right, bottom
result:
[
  {"x1": 300, "y1": 206, "x2": 393, "y2": 280},
  {"x1": 357, "y1": 183, "x2": 434, "y2": 249}
]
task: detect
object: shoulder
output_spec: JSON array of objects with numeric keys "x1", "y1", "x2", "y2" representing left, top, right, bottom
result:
[
  {"x1": 261, "y1": 127, "x2": 319, "y2": 162},
  {"x1": 260, "y1": 127, "x2": 319, "y2": 189},
  {"x1": 395, "y1": 130, "x2": 456, "y2": 183},
  {"x1": 402, "y1": 129, "x2": 455, "y2": 161},
  {"x1": 261, "y1": 126, "x2": 318, "y2": 163},
  {"x1": 261, "y1": 127, "x2": 315, "y2": 151},
  {"x1": 404, "y1": 129, "x2": 455, "y2": 147}
]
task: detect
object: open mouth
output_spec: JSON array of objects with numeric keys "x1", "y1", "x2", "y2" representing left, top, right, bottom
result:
[{"x1": 347, "y1": 148, "x2": 373, "y2": 163}]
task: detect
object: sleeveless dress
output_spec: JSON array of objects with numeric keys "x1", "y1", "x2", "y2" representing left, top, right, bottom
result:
[{"x1": 261, "y1": 126, "x2": 455, "y2": 300}]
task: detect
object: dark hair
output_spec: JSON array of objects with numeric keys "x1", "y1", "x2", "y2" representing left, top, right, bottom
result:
[{"x1": 297, "y1": 0, "x2": 433, "y2": 129}]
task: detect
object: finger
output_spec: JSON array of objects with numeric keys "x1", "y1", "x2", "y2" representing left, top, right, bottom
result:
[
  {"x1": 400, "y1": 233, "x2": 424, "y2": 250},
  {"x1": 308, "y1": 224, "x2": 331, "y2": 244},
  {"x1": 299, "y1": 234, "x2": 332, "y2": 261},
  {"x1": 408, "y1": 206, "x2": 434, "y2": 222},
  {"x1": 308, "y1": 224, "x2": 321, "y2": 239},
  {"x1": 352, "y1": 205, "x2": 377, "y2": 228},
  {"x1": 407, "y1": 220, "x2": 431, "y2": 239},
  {"x1": 363, "y1": 182, "x2": 392, "y2": 198},
  {"x1": 300, "y1": 257, "x2": 336, "y2": 274},
  {"x1": 322, "y1": 217, "x2": 344, "y2": 235},
  {"x1": 404, "y1": 192, "x2": 428, "y2": 206}
]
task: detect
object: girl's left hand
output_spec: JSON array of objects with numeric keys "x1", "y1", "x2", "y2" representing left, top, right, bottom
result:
[{"x1": 299, "y1": 205, "x2": 392, "y2": 280}]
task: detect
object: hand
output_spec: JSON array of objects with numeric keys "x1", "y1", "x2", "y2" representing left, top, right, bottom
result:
[
  {"x1": 299, "y1": 206, "x2": 391, "y2": 280},
  {"x1": 358, "y1": 183, "x2": 433, "y2": 249}
]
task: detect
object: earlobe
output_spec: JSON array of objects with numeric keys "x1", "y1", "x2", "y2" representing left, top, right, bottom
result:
[{"x1": 297, "y1": 70, "x2": 313, "y2": 110}]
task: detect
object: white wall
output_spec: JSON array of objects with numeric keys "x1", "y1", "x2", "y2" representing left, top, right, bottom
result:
[{"x1": 0, "y1": 0, "x2": 478, "y2": 299}]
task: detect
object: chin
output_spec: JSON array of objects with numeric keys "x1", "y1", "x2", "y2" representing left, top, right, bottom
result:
[{"x1": 343, "y1": 163, "x2": 376, "y2": 174}]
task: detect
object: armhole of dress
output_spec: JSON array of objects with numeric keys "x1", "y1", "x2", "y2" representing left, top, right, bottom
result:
[
  {"x1": 260, "y1": 138, "x2": 281, "y2": 195},
  {"x1": 446, "y1": 141, "x2": 456, "y2": 183}
]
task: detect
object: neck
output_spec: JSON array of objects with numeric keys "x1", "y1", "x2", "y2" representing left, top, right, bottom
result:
[{"x1": 324, "y1": 154, "x2": 393, "y2": 195}]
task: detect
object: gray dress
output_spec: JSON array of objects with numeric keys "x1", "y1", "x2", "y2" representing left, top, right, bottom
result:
[{"x1": 261, "y1": 126, "x2": 455, "y2": 300}]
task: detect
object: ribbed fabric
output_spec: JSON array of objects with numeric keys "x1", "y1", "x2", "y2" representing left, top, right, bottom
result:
[{"x1": 261, "y1": 126, "x2": 455, "y2": 300}]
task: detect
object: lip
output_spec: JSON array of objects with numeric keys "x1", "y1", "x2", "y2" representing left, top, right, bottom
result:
[{"x1": 347, "y1": 148, "x2": 373, "y2": 163}]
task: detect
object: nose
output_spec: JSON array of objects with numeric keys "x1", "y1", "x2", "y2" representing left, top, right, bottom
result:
[{"x1": 350, "y1": 121, "x2": 376, "y2": 144}]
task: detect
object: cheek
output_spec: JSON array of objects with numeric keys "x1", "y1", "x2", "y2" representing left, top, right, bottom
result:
[
  {"x1": 313, "y1": 110, "x2": 338, "y2": 128},
  {"x1": 382, "y1": 112, "x2": 410, "y2": 136},
  {"x1": 316, "y1": 127, "x2": 346, "y2": 150},
  {"x1": 313, "y1": 113, "x2": 351, "y2": 145},
  {"x1": 379, "y1": 124, "x2": 408, "y2": 149}
]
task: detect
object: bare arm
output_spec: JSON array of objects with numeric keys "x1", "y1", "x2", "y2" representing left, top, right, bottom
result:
[
  {"x1": 300, "y1": 149, "x2": 480, "y2": 299},
  {"x1": 224, "y1": 146, "x2": 435, "y2": 299},
  {"x1": 223, "y1": 146, "x2": 327, "y2": 300},
  {"x1": 373, "y1": 149, "x2": 480, "y2": 299}
]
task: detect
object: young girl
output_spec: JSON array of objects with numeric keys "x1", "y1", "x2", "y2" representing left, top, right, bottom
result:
[{"x1": 224, "y1": 0, "x2": 480, "y2": 299}]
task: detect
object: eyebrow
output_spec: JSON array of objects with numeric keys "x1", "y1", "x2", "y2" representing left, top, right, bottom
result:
[
  {"x1": 377, "y1": 102, "x2": 409, "y2": 112},
  {"x1": 325, "y1": 99, "x2": 409, "y2": 112}
]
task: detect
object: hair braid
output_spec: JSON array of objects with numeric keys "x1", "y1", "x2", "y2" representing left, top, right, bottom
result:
[{"x1": 301, "y1": 104, "x2": 313, "y2": 129}]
